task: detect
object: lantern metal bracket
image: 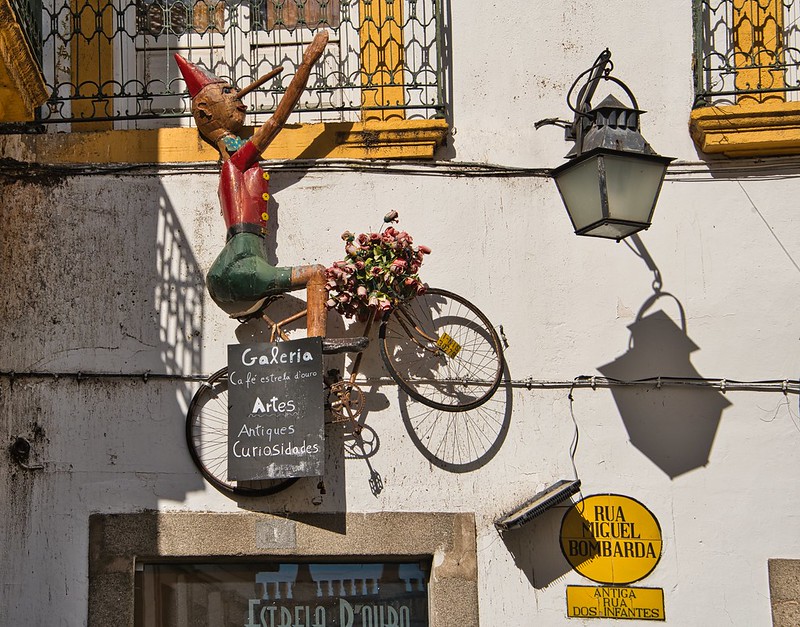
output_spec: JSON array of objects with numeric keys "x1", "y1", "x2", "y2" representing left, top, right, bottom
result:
[{"x1": 536, "y1": 49, "x2": 642, "y2": 156}]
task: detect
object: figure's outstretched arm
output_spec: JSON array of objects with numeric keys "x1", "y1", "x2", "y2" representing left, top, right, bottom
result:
[{"x1": 249, "y1": 30, "x2": 329, "y2": 154}]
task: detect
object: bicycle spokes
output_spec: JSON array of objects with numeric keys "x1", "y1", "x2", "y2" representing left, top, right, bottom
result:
[{"x1": 380, "y1": 289, "x2": 504, "y2": 412}]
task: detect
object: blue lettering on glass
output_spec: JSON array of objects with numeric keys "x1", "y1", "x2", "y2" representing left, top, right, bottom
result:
[{"x1": 245, "y1": 562, "x2": 424, "y2": 627}]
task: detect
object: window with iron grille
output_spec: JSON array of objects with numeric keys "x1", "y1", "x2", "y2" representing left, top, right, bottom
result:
[
  {"x1": 692, "y1": 0, "x2": 800, "y2": 107},
  {"x1": 38, "y1": 0, "x2": 445, "y2": 129}
]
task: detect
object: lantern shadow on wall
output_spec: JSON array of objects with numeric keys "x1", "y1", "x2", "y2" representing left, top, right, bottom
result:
[{"x1": 598, "y1": 289, "x2": 732, "y2": 479}]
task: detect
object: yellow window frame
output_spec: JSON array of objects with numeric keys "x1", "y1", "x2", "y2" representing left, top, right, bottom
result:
[
  {"x1": 0, "y1": 0, "x2": 48, "y2": 122},
  {"x1": 690, "y1": 0, "x2": 800, "y2": 157},
  {"x1": 0, "y1": 0, "x2": 448, "y2": 163}
]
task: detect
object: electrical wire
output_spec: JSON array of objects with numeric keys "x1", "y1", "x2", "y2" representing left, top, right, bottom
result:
[
  {"x1": 7, "y1": 154, "x2": 800, "y2": 181},
  {"x1": 0, "y1": 156, "x2": 551, "y2": 180},
  {"x1": 0, "y1": 370, "x2": 206, "y2": 383},
  {"x1": 0, "y1": 369, "x2": 796, "y2": 394},
  {"x1": 516, "y1": 375, "x2": 800, "y2": 394},
  {"x1": 567, "y1": 380, "x2": 581, "y2": 484}
]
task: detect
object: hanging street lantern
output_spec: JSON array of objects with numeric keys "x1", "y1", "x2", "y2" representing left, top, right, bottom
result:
[{"x1": 536, "y1": 50, "x2": 674, "y2": 241}]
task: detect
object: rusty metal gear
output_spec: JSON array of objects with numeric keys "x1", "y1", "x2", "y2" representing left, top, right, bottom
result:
[{"x1": 329, "y1": 381, "x2": 365, "y2": 424}]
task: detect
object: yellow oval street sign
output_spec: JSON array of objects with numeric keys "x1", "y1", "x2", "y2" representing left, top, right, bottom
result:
[{"x1": 560, "y1": 494, "x2": 662, "y2": 584}]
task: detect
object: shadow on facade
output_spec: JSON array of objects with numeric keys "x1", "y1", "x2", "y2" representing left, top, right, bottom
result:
[
  {"x1": 0, "y1": 173, "x2": 206, "y2": 499},
  {"x1": 142, "y1": 181, "x2": 207, "y2": 499},
  {"x1": 598, "y1": 238, "x2": 731, "y2": 478},
  {"x1": 499, "y1": 504, "x2": 593, "y2": 589},
  {"x1": 0, "y1": 170, "x2": 210, "y2": 621},
  {"x1": 398, "y1": 363, "x2": 513, "y2": 473}
]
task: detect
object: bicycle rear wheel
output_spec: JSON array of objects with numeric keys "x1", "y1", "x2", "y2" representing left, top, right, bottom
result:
[
  {"x1": 186, "y1": 367, "x2": 298, "y2": 497},
  {"x1": 379, "y1": 288, "x2": 504, "y2": 411}
]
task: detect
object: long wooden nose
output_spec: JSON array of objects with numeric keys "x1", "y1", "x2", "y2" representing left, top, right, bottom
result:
[{"x1": 237, "y1": 66, "x2": 284, "y2": 98}]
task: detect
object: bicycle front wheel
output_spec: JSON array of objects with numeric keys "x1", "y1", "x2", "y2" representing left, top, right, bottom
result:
[
  {"x1": 186, "y1": 367, "x2": 298, "y2": 497},
  {"x1": 379, "y1": 288, "x2": 504, "y2": 411}
]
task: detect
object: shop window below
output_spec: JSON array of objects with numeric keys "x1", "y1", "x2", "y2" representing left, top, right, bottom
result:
[
  {"x1": 88, "y1": 511, "x2": 478, "y2": 627},
  {"x1": 134, "y1": 560, "x2": 430, "y2": 626}
]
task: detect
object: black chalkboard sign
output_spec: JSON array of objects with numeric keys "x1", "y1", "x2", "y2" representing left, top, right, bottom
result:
[{"x1": 227, "y1": 338, "x2": 324, "y2": 480}]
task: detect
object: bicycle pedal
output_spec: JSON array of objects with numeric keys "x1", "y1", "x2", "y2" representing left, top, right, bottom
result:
[{"x1": 322, "y1": 336, "x2": 369, "y2": 354}]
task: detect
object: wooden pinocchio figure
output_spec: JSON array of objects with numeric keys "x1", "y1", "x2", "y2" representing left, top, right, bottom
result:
[{"x1": 175, "y1": 31, "x2": 328, "y2": 336}]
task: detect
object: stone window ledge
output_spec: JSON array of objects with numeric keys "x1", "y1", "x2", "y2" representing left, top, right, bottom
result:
[
  {"x1": 769, "y1": 559, "x2": 800, "y2": 627},
  {"x1": 0, "y1": 119, "x2": 450, "y2": 165},
  {"x1": 690, "y1": 101, "x2": 800, "y2": 158}
]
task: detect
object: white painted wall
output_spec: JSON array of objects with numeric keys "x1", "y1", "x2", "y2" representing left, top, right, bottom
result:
[{"x1": 2, "y1": 0, "x2": 800, "y2": 625}]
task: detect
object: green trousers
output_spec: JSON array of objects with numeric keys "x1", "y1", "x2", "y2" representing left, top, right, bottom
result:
[{"x1": 206, "y1": 232, "x2": 293, "y2": 316}]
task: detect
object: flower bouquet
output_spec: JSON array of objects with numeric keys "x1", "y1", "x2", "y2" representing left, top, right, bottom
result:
[{"x1": 326, "y1": 211, "x2": 431, "y2": 320}]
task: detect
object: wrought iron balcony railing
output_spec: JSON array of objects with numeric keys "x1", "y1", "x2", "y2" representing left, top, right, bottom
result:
[
  {"x1": 693, "y1": 0, "x2": 800, "y2": 107},
  {"x1": 10, "y1": 0, "x2": 43, "y2": 67},
  {"x1": 35, "y1": 0, "x2": 446, "y2": 128}
]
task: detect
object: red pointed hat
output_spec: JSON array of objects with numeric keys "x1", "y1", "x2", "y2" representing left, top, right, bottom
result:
[{"x1": 174, "y1": 54, "x2": 224, "y2": 98}]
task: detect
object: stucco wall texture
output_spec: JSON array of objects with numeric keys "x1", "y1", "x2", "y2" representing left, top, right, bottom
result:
[{"x1": 2, "y1": 1, "x2": 800, "y2": 625}]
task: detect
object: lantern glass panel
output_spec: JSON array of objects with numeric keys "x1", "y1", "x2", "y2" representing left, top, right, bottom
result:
[
  {"x1": 603, "y1": 153, "x2": 669, "y2": 224},
  {"x1": 553, "y1": 157, "x2": 602, "y2": 232},
  {"x1": 582, "y1": 222, "x2": 645, "y2": 240}
]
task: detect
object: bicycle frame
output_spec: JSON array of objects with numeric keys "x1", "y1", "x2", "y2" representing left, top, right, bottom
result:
[
  {"x1": 258, "y1": 304, "x2": 375, "y2": 379},
  {"x1": 259, "y1": 300, "x2": 445, "y2": 376},
  {"x1": 390, "y1": 304, "x2": 442, "y2": 353}
]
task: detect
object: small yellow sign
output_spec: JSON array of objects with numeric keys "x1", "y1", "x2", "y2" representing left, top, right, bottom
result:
[
  {"x1": 567, "y1": 585, "x2": 665, "y2": 621},
  {"x1": 560, "y1": 494, "x2": 662, "y2": 584},
  {"x1": 436, "y1": 332, "x2": 461, "y2": 358}
]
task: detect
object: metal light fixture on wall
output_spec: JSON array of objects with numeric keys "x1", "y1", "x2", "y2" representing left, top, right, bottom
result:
[{"x1": 536, "y1": 50, "x2": 674, "y2": 241}]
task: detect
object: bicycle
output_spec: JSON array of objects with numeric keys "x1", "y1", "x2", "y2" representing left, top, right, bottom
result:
[{"x1": 186, "y1": 255, "x2": 505, "y2": 497}]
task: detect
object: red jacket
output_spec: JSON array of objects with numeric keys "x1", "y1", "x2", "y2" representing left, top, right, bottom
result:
[{"x1": 218, "y1": 140, "x2": 270, "y2": 239}]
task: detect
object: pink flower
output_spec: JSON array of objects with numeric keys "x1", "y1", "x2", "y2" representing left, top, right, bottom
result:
[
  {"x1": 330, "y1": 217, "x2": 428, "y2": 318},
  {"x1": 390, "y1": 258, "x2": 407, "y2": 274}
]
